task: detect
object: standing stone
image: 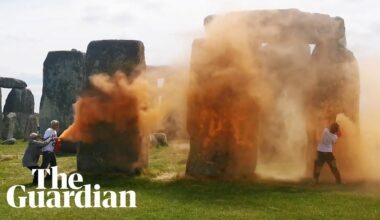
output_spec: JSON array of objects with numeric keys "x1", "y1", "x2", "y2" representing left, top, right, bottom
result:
[
  {"x1": 77, "y1": 40, "x2": 147, "y2": 174},
  {"x1": 39, "y1": 50, "x2": 86, "y2": 132},
  {"x1": 0, "y1": 77, "x2": 27, "y2": 89},
  {"x1": 3, "y1": 88, "x2": 34, "y2": 114},
  {"x1": 24, "y1": 114, "x2": 39, "y2": 139},
  {"x1": 1, "y1": 113, "x2": 31, "y2": 139},
  {"x1": 186, "y1": 39, "x2": 260, "y2": 178},
  {"x1": 186, "y1": 9, "x2": 360, "y2": 180},
  {"x1": 2, "y1": 112, "x2": 17, "y2": 139},
  {"x1": 2, "y1": 88, "x2": 35, "y2": 139},
  {"x1": 85, "y1": 40, "x2": 145, "y2": 81}
]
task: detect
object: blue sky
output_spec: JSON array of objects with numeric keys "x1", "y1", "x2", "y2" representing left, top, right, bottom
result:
[{"x1": 1, "y1": 0, "x2": 379, "y2": 112}]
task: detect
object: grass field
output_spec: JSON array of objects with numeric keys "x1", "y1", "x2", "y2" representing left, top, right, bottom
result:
[{"x1": 0, "y1": 140, "x2": 379, "y2": 220}]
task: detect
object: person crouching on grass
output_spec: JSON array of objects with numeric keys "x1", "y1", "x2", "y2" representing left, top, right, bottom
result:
[
  {"x1": 41, "y1": 120, "x2": 59, "y2": 180},
  {"x1": 313, "y1": 122, "x2": 343, "y2": 184},
  {"x1": 22, "y1": 133, "x2": 52, "y2": 184}
]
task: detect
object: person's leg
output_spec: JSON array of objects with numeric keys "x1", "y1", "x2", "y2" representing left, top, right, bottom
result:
[
  {"x1": 40, "y1": 152, "x2": 50, "y2": 169},
  {"x1": 313, "y1": 152, "x2": 325, "y2": 183},
  {"x1": 327, "y1": 156, "x2": 342, "y2": 184},
  {"x1": 46, "y1": 152, "x2": 56, "y2": 179},
  {"x1": 41, "y1": 151, "x2": 52, "y2": 179},
  {"x1": 48, "y1": 153, "x2": 57, "y2": 176},
  {"x1": 27, "y1": 166, "x2": 39, "y2": 184}
]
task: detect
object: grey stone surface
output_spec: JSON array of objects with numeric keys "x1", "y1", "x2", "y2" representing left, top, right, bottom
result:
[
  {"x1": 39, "y1": 50, "x2": 86, "y2": 132},
  {"x1": 1, "y1": 112, "x2": 16, "y2": 139},
  {"x1": 3, "y1": 88, "x2": 34, "y2": 114},
  {"x1": 24, "y1": 114, "x2": 39, "y2": 140},
  {"x1": 0, "y1": 77, "x2": 27, "y2": 89},
  {"x1": 1, "y1": 112, "x2": 37, "y2": 140},
  {"x1": 85, "y1": 40, "x2": 146, "y2": 82}
]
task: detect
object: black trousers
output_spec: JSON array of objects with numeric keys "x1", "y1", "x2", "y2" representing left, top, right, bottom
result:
[
  {"x1": 313, "y1": 151, "x2": 342, "y2": 183},
  {"x1": 41, "y1": 151, "x2": 57, "y2": 178},
  {"x1": 27, "y1": 166, "x2": 39, "y2": 184}
]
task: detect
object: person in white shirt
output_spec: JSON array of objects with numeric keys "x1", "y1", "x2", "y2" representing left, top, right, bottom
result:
[
  {"x1": 313, "y1": 122, "x2": 342, "y2": 184},
  {"x1": 41, "y1": 120, "x2": 59, "y2": 179}
]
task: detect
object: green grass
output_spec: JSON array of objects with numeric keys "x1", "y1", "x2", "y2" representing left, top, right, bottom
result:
[{"x1": 0, "y1": 140, "x2": 379, "y2": 220}]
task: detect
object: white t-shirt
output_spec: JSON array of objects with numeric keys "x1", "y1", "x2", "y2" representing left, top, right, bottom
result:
[
  {"x1": 42, "y1": 128, "x2": 57, "y2": 152},
  {"x1": 317, "y1": 128, "x2": 338, "y2": 152}
]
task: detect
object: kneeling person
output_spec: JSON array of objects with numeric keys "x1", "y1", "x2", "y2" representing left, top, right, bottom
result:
[{"x1": 22, "y1": 133, "x2": 52, "y2": 184}]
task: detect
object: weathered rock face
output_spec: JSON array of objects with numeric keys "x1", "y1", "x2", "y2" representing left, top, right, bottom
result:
[
  {"x1": 1, "y1": 112, "x2": 37, "y2": 140},
  {"x1": 0, "y1": 77, "x2": 27, "y2": 89},
  {"x1": 3, "y1": 88, "x2": 34, "y2": 114},
  {"x1": 0, "y1": 77, "x2": 30, "y2": 137},
  {"x1": 39, "y1": 50, "x2": 86, "y2": 132},
  {"x1": 77, "y1": 40, "x2": 147, "y2": 174},
  {"x1": 1, "y1": 113, "x2": 16, "y2": 139},
  {"x1": 186, "y1": 39, "x2": 260, "y2": 178},
  {"x1": 1, "y1": 86, "x2": 35, "y2": 139},
  {"x1": 24, "y1": 114, "x2": 39, "y2": 140},
  {"x1": 85, "y1": 40, "x2": 145, "y2": 81}
]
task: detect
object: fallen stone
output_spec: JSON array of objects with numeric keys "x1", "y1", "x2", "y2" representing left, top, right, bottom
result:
[
  {"x1": 1, "y1": 138, "x2": 16, "y2": 145},
  {"x1": 150, "y1": 133, "x2": 169, "y2": 147}
]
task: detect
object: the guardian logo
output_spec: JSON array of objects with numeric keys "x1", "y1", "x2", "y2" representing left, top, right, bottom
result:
[{"x1": 7, "y1": 167, "x2": 136, "y2": 208}]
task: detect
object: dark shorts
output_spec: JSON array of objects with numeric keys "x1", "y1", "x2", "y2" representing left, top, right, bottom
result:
[{"x1": 316, "y1": 151, "x2": 336, "y2": 163}]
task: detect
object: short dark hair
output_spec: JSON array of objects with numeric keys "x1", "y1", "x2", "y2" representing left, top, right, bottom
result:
[{"x1": 329, "y1": 122, "x2": 340, "y2": 134}]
